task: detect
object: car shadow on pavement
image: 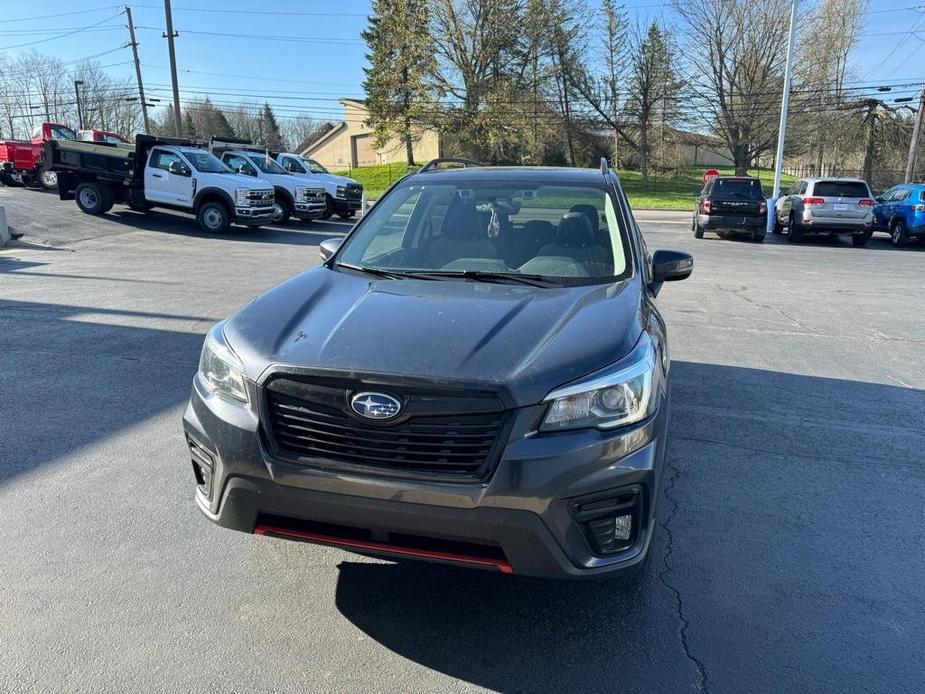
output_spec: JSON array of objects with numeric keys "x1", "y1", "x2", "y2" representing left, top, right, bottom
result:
[
  {"x1": 103, "y1": 209, "x2": 351, "y2": 247},
  {"x1": 332, "y1": 361, "x2": 925, "y2": 694},
  {"x1": 0, "y1": 298, "x2": 209, "y2": 485}
]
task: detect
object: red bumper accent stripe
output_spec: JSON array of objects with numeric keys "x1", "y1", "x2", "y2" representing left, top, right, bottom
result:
[{"x1": 254, "y1": 524, "x2": 513, "y2": 574}]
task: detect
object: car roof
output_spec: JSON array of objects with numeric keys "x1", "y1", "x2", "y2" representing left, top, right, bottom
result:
[
  {"x1": 407, "y1": 165, "x2": 609, "y2": 186},
  {"x1": 801, "y1": 177, "x2": 867, "y2": 183}
]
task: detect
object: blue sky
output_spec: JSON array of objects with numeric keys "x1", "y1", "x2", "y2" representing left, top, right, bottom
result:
[{"x1": 5, "y1": 0, "x2": 925, "y2": 125}]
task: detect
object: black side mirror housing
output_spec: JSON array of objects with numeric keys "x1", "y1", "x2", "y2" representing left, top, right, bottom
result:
[
  {"x1": 320, "y1": 238, "x2": 342, "y2": 262},
  {"x1": 168, "y1": 161, "x2": 190, "y2": 177},
  {"x1": 650, "y1": 249, "x2": 693, "y2": 296}
]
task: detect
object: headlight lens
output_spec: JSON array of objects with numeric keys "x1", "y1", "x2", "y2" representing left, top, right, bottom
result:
[
  {"x1": 336, "y1": 185, "x2": 346, "y2": 198},
  {"x1": 541, "y1": 341, "x2": 657, "y2": 431},
  {"x1": 234, "y1": 188, "x2": 248, "y2": 206},
  {"x1": 198, "y1": 324, "x2": 248, "y2": 403},
  {"x1": 295, "y1": 186, "x2": 309, "y2": 203}
]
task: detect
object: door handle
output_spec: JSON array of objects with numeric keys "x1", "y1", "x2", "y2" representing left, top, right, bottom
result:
[{"x1": 152, "y1": 173, "x2": 164, "y2": 178}]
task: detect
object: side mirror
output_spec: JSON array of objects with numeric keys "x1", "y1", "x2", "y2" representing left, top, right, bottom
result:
[
  {"x1": 320, "y1": 238, "x2": 342, "y2": 262},
  {"x1": 650, "y1": 250, "x2": 693, "y2": 295},
  {"x1": 168, "y1": 161, "x2": 190, "y2": 176}
]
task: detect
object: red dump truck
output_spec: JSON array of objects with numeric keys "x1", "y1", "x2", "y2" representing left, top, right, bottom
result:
[{"x1": 0, "y1": 122, "x2": 78, "y2": 190}]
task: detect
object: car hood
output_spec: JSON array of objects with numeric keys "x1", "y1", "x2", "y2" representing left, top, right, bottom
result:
[
  {"x1": 316, "y1": 172, "x2": 359, "y2": 187},
  {"x1": 227, "y1": 173, "x2": 273, "y2": 189},
  {"x1": 224, "y1": 267, "x2": 644, "y2": 406}
]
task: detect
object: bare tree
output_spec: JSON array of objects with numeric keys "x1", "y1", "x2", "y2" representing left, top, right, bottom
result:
[
  {"x1": 282, "y1": 114, "x2": 321, "y2": 152},
  {"x1": 672, "y1": 0, "x2": 791, "y2": 175}
]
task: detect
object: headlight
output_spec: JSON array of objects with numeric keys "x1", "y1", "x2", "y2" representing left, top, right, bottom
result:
[
  {"x1": 295, "y1": 186, "x2": 309, "y2": 203},
  {"x1": 234, "y1": 188, "x2": 248, "y2": 206},
  {"x1": 198, "y1": 323, "x2": 248, "y2": 403},
  {"x1": 541, "y1": 339, "x2": 657, "y2": 431},
  {"x1": 336, "y1": 185, "x2": 346, "y2": 199}
]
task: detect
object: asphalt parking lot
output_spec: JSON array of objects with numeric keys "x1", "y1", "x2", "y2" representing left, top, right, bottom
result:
[{"x1": 1, "y1": 187, "x2": 923, "y2": 694}]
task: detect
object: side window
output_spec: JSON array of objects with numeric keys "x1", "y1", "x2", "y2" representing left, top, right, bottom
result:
[
  {"x1": 896, "y1": 188, "x2": 912, "y2": 202},
  {"x1": 150, "y1": 149, "x2": 183, "y2": 172},
  {"x1": 880, "y1": 187, "x2": 896, "y2": 202},
  {"x1": 798, "y1": 181, "x2": 808, "y2": 195},
  {"x1": 225, "y1": 154, "x2": 255, "y2": 176},
  {"x1": 284, "y1": 157, "x2": 306, "y2": 174}
]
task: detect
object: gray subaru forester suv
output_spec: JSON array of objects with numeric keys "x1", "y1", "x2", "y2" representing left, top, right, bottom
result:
[{"x1": 183, "y1": 158, "x2": 693, "y2": 579}]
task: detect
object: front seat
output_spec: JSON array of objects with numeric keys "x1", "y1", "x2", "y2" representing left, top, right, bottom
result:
[
  {"x1": 539, "y1": 212, "x2": 611, "y2": 275},
  {"x1": 428, "y1": 201, "x2": 496, "y2": 268},
  {"x1": 569, "y1": 203, "x2": 611, "y2": 251}
]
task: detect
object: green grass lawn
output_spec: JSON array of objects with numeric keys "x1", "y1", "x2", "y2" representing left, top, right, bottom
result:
[{"x1": 339, "y1": 163, "x2": 796, "y2": 210}]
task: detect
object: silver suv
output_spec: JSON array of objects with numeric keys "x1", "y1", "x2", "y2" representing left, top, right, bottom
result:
[{"x1": 773, "y1": 178, "x2": 875, "y2": 246}]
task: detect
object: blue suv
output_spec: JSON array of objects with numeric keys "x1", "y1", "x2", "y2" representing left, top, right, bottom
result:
[{"x1": 873, "y1": 183, "x2": 925, "y2": 247}]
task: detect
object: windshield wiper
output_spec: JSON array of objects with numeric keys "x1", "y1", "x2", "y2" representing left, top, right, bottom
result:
[
  {"x1": 406, "y1": 270, "x2": 555, "y2": 287},
  {"x1": 335, "y1": 263, "x2": 413, "y2": 280}
]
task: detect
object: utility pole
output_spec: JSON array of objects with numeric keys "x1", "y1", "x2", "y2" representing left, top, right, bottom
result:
[
  {"x1": 163, "y1": 0, "x2": 182, "y2": 137},
  {"x1": 125, "y1": 6, "x2": 150, "y2": 133},
  {"x1": 904, "y1": 89, "x2": 925, "y2": 183},
  {"x1": 768, "y1": 0, "x2": 797, "y2": 233},
  {"x1": 772, "y1": 0, "x2": 797, "y2": 200},
  {"x1": 74, "y1": 80, "x2": 85, "y2": 129}
]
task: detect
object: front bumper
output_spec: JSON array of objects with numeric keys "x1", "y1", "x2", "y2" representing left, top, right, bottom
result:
[
  {"x1": 334, "y1": 196, "x2": 363, "y2": 213},
  {"x1": 295, "y1": 202, "x2": 326, "y2": 220},
  {"x1": 698, "y1": 213, "x2": 766, "y2": 231},
  {"x1": 234, "y1": 205, "x2": 275, "y2": 225},
  {"x1": 182, "y1": 375, "x2": 669, "y2": 579}
]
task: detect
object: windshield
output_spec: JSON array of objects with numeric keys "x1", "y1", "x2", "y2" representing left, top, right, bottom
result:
[
  {"x1": 306, "y1": 158, "x2": 328, "y2": 174},
  {"x1": 713, "y1": 178, "x2": 764, "y2": 199},
  {"x1": 335, "y1": 181, "x2": 630, "y2": 286},
  {"x1": 247, "y1": 154, "x2": 288, "y2": 175},
  {"x1": 814, "y1": 181, "x2": 869, "y2": 198},
  {"x1": 50, "y1": 125, "x2": 76, "y2": 141},
  {"x1": 183, "y1": 150, "x2": 231, "y2": 174}
]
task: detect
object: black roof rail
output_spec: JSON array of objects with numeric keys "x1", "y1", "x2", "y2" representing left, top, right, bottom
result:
[{"x1": 418, "y1": 157, "x2": 482, "y2": 173}]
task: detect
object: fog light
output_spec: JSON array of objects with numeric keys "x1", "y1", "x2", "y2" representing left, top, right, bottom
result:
[{"x1": 587, "y1": 514, "x2": 633, "y2": 553}]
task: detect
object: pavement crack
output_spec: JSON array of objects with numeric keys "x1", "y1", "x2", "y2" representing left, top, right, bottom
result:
[
  {"x1": 658, "y1": 453, "x2": 709, "y2": 693},
  {"x1": 717, "y1": 284, "x2": 819, "y2": 334}
]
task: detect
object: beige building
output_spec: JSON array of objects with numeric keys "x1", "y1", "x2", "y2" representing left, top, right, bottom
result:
[{"x1": 301, "y1": 98, "x2": 442, "y2": 170}]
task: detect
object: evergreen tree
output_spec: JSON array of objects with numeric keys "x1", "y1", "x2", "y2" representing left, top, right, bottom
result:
[
  {"x1": 362, "y1": 0, "x2": 436, "y2": 165},
  {"x1": 258, "y1": 102, "x2": 284, "y2": 151},
  {"x1": 182, "y1": 109, "x2": 198, "y2": 139}
]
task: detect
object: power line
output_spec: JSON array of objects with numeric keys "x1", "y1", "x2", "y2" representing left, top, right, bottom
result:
[
  {"x1": 1, "y1": 5, "x2": 121, "y2": 23},
  {"x1": 134, "y1": 26, "x2": 363, "y2": 44},
  {"x1": 1, "y1": 12, "x2": 125, "y2": 51},
  {"x1": 130, "y1": 3, "x2": 367, "y2": 17}
]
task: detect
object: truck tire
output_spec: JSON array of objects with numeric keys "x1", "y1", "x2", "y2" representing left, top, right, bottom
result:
[
  {"x1": 772, "y1": 215, "x2": 783, "y2": 234},
  {"x1": 0, "y1": 172, "x2": 23, "y2": 187},
  {"x1": 35, "y1": 165, "x2": 57, "y2": 190},
  {"x1": 75, "y1": 182, "x2": 111, "y2": 215},
  {"x1": 197, "y1": 201, "x2": 231, "y2": 233},
  {"x1": 337, "y1": 209, "x2": 356, "y2": 220},
  {"x1": 271, "y1": 199, "x2": 291, "y2": 225},
  {"x1": 321, "y1": 194, "x2": 334, "y2": 220}
]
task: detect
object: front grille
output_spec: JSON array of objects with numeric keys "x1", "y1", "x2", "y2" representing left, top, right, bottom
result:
[
  {"x1": 246, "y1": 189, "x2": 274, "y2": 206},
  {"x1": 263, "y1": 379, "x2": 507, "y2": 481},
  {"x1": 304, "y1": 188, "x2": 325, "y2": 203}
]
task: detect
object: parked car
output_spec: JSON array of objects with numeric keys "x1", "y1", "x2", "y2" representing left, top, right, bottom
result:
[
  {"x1": 872, "y1": 183, "x2": 925, "y2": 247},
  {"x1": 211, "y1": 140, "x2": 326, "y2": 225},
  {"x1": 0, "y1": 122, "x2": 76, "y2": 190},
  {"x1": 275, "y1": 152, "x2": 363, "y2": 220},
  {"x1": 692, "y1": 175, "x2": 767, "y2": 242},
  {"x1": 773, "y1": 177, "x2": 875, "y2": 246},
  {"x1": 45, "y1": 135, "x2": 275, "y2": 232},
  {"x1": 183, "y1": 157, "x2": 693, "y2": 579}
]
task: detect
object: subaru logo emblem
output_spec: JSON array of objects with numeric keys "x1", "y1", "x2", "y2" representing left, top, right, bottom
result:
[{"x1": 350, "y1": 392, "x2": 402, "y2": 420}]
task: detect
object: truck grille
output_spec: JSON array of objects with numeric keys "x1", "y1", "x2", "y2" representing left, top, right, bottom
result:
[
  {"x1": 304, "y1": 188, "x2": 325, "y2": 203},
  {"x1": 247, "y1": 189, "x2": 274, "y2": 206},
  {"x1": 263, "y1": 378, "x2": 507, "y2": 481}
]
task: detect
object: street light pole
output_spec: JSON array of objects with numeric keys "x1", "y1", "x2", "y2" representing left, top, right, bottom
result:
[
  {"x1": 904, "y1": 89, "x2": 925, "y2": 183},
  {"x1": 772, "y1": 0, "x2": 798, "y2": 200},
  {"x1": 163, "y1": 0, "x2": 182, "y2": 137},
  {"x1": 74, "y1": 80, "x2": 85, "y2": 130}
]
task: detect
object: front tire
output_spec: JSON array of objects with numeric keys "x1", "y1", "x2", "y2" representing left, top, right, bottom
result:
[
  {"x1": 271, "y1": 200, "x2": 291, "y2": 225},
  {"x1": 35, "y1": 165, "x2": 57, "y2": 190},
  {"x1": 321, "y1": 194, "x2": 334, "y2": 220},
  {"x1": 891, "y1": 219, "x2": 909, "y2": 248},
  {"x1": 196, "y1": 201, "x2": 231, "y2": 233},
  {"x1": 0, "y1": 172, "x2": 21, "y2": 187},
  {"x1": 75, "y1": 182, "x2": 112, "y2": 215},
  {"x1": 788, "y1": 213, "x2": 804, "y2": 242},
  {"x1": 337, "y1": 209, "x2": 356, "y2": 220}
]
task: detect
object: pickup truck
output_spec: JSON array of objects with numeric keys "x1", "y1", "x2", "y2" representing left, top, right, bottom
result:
[
  {"x1": 0, "y1": 122, "x2": 77, "y2": 190},
  {"x1": 274, "y1": 152, "x2": 363, "y2": 219},
  {"x1": 78, "y1": 129, "x2": 131, "y2": 144},
  {"x1": 44, "y1": 135, "x2": 276, "y2": 232},
  {"x1": 210, "y1": 139, "x2": 326, "y2": 225}
]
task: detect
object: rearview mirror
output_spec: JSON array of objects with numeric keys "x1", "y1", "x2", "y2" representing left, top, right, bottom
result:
[
  {"x1": 650, "y1": 250, "x2": 693, "y2": 295},
  {"x1": 320, "y1": 238, "x2": 342, "y2": 262}
]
